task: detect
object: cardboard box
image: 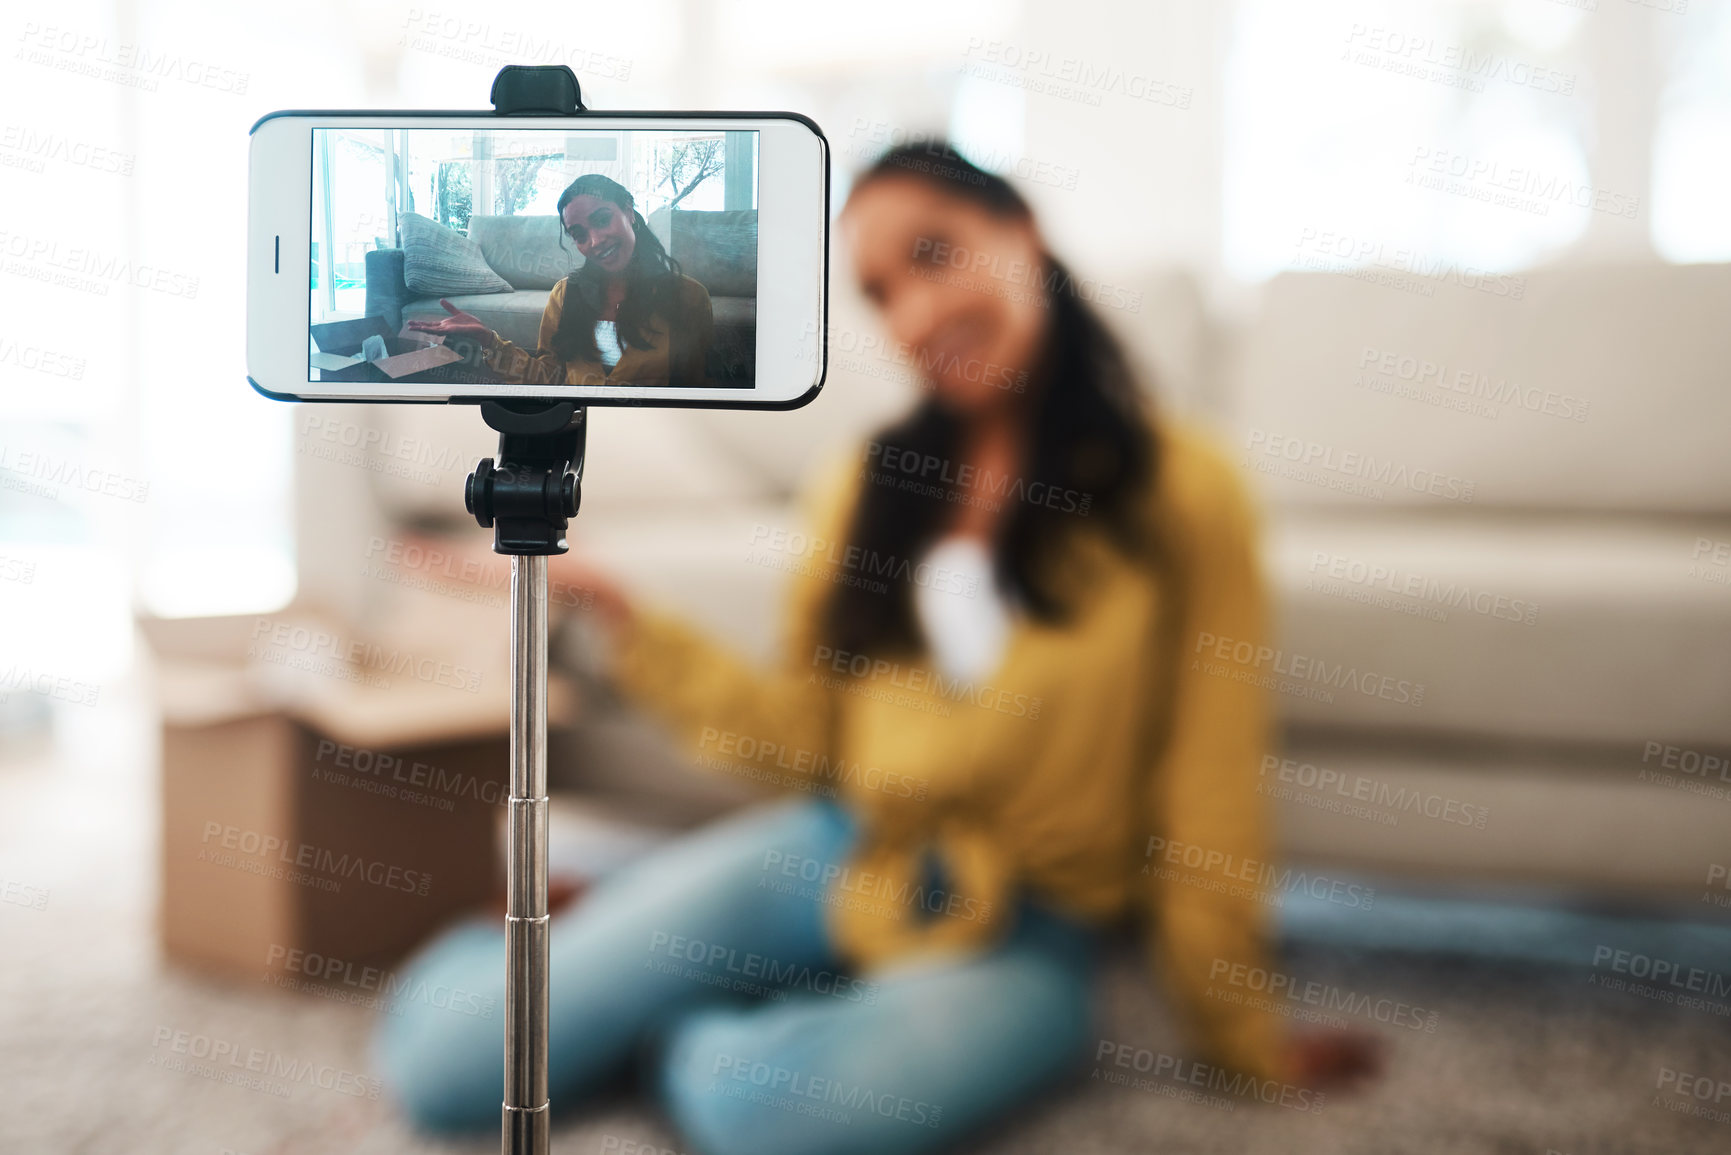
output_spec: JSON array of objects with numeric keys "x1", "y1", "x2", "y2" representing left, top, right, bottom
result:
[
  {"x1": 145, "y1": 608, "x2": 573, "y2": 982},
  {"x1": 309, "y1": 314, "x2": 463, "y2": 382}
]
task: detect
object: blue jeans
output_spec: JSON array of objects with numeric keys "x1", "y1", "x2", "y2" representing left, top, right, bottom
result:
[{"x1": 374, "y1": 798, "x2": 1099, "y2": 1155}]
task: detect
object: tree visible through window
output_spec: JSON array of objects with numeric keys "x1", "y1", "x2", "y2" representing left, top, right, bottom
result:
[
  {"x1": 495, "y1": 154, "x2": 560, "y2": 216},
  {"x1": 434, "y1": 162, "x2": 471, "y2": 233},
  {"x1": 654, "y1": 138, "x2": 725, "y2": 210}
]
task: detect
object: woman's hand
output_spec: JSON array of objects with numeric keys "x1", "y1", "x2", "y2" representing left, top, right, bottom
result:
[
  {"x1": 405, "y1": 299, "x2": 496, "y2": 346},
  {"x1": 1287, "y1": 1027, "x2": 1384, "y2": 1090}
]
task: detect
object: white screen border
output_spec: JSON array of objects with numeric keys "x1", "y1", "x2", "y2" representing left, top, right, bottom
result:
[{"x1": 248, "y1": 113, "x2": 827, "y2": 407}]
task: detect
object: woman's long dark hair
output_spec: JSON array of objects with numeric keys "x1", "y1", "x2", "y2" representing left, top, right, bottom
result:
[
  {"x1": 548, "y1": 174, "x2": 683, "y2": 363},
  {"x1": 825, "y1": 144, "x2": 1158, "y2": 658}
]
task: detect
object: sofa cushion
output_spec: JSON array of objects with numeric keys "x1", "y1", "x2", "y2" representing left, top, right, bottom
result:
[
  {"x1": 399, "y1": 211, "x2": 512, "y2": 297},
  {"x1": 709, "y1": 295, "x2": 756, "y2": 329},
  {"x1": 1264, "y1": 508, "x2": 1731, "y2": 745},
  {"x1": 1268, "y1": 742, "x2": 1731, "y2": 893},
  {"x1": 468, "y1": 214, "x2": 582, "y2": 291},
  {"x1": 669, "y1": 210, "x2": 757, "y2": 297},
  {"x1": 1231, "y1": 262, "x2": 1731, "y2": 514}
]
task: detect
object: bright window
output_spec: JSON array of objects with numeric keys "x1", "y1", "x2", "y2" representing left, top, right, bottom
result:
[
  {"x1": 1651, "y1": 4, "x2": 1731, "y2": 262},
  {"x1": 1225, "y1": 0, "x2": 1596, "y2": 281}
]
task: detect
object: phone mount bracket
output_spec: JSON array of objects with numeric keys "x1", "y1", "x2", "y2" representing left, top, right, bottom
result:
[{"x1": 466, "y1": 400, "x2": 586, "y2": 556}]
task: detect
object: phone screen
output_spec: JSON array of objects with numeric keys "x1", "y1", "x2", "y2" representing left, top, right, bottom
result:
[{"x1": 307, "y1": 126, "x2": 760, "y2": 390}]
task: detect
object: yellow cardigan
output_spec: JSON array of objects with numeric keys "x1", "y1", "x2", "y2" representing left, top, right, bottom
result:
[{"x1": 612, "y1": 418, "x2": 1290, "y2": 1081}]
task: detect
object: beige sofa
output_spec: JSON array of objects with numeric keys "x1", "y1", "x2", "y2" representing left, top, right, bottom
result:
[
  {"x1": 1227, "y1": 261, "x2": 1731, "y2": 893},
  {"x1": 290, "y1": 260, "x2": 1731, "y2": 897}
]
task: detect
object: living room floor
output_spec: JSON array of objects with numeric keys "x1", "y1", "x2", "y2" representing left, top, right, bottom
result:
[{"x1": 3, "y1": 682, "x2": 1728, "y2": 1155}]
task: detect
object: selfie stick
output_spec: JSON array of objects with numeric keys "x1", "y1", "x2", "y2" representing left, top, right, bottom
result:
[{"x1": 468, "y1": 64, "x2": 589, "y2": 1155}]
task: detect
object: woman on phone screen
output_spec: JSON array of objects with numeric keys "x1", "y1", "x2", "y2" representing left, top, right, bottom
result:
[
  {"x1": 409, "y1": 173, "x2": 714, "y2": 388},
  {"x1": 377, "y1": 145, "x2": 1378, "y2": 1155}
]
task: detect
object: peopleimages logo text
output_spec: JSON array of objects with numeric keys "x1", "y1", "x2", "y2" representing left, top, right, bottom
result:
[
  {"x1": 1244, "y1": 428, "x2": 1475, "y2": 503},
  {"x1": 200, "y1": 821, "x2": 430, "y2": 896},
  {"x1": 1194, "y1": 631, "x2": 1426, "y2": 707}
]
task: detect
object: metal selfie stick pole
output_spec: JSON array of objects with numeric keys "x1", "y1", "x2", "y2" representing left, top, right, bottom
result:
[
  {"x1": 466, "y1": 397, "x2": 586, "y2": 1154},
  {"x1": 471, "y1": 64, "x2": 589, "y2": 1155}
]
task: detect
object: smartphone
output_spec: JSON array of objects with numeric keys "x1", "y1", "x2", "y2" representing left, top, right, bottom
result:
[{"x1": 248, "y1": 111, "x2": 828, "y2": 408}]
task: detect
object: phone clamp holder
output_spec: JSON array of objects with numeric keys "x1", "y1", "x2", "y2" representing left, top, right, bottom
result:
[
  {"x1": 491, "y1": 63, "x2": 586, "y2": 115},
  {"x1": 466, "y1": 400, "x2": 586, "y2": 554},
  {"x1": 472, "y1": 66, "x2": 588, "y2": 1155}
]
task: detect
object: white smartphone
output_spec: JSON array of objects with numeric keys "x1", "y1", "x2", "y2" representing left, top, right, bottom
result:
[{"x1": 248, "y1": 111, "x2": 828, "y2": 408}]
